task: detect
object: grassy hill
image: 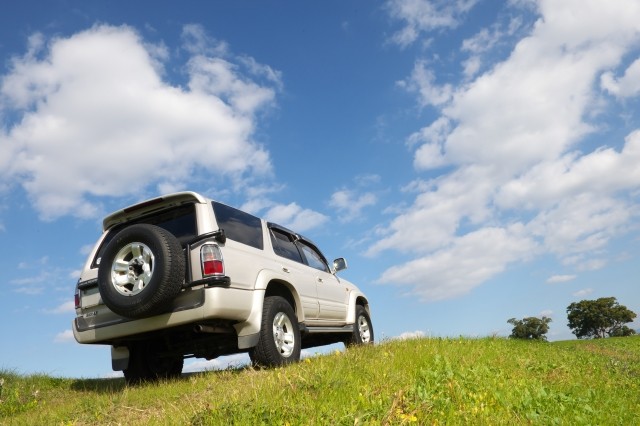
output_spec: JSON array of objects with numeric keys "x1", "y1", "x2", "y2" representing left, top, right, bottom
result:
[{"x1": 2, "y1": 336, "x2": 639, "y2": 425}]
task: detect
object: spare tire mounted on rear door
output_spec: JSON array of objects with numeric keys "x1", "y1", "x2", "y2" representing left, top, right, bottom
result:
[{"x1": 97, "y1": 224, "x2": 185, "y2": 319}]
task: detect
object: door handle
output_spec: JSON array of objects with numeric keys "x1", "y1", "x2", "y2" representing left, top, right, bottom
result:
[
  {"x1": 317, "y1": 277, "x2": 324, "y2": 283},
  {"x1": 282, "y1": 267, "x2": 290, "y2": 273}
]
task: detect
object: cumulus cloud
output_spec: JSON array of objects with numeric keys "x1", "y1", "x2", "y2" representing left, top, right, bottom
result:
[
  {"x1": 263, "y1": 202, "x2": 328, "y2": 233},
  {"x1": 377, "y1": 225, "x2": 537, "y2": 300},
  {"x1": 377, "y1": 0, "x2": 640, "y2": 301},
  {"x1": 601, "y1": 58, "x2": 640, "y2": 98},
  {"x1": 573, "y1": 288, "x2": 594, "y2": 297},
  {"x1": 546, "y1": 275, "x2": 577, "y2": 284},
  {"x1": 329, "y1": 189, "x2": 377, "y2": 222},
  {"x1": 460, "y1": 16, "x2": 525, "y2": 79},
  {"x1": 396, "y1": 330, "x2": 426, "y2": 340},
  {"x1": 407, "y1": 117, "x2": 450, "y2": 169},
  {"x1": 386, "y1": 0, "x2": 479, "y2": 48},
  {"x1": 398, "y1": 61, "x2": 453, "y2": 107},
  {"x1": 0, "y1": 24, "x2": 279, "y2": 220}
]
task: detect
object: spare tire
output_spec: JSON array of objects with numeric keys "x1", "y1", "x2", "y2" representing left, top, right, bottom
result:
[{"x1": 98, "y1": 224, "x2": 185, "y2": 319}]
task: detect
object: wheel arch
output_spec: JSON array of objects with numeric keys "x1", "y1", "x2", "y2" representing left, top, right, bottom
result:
[
  {"x1": 347, "y1": 293, "x2": 371, "y2": 323},
  {"x1": 264, "y1": 279, "x2": 301, "y2": 321},
  {"x1": 356, "y1": 296, "x2": 370, "y2": 311},
  {"x1": 234, "y1": 271, "x2": 303, "y2": 349}
]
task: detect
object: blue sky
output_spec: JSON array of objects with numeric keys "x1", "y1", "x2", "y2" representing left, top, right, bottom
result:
[{"x1": 1, "y1": 0, "x2": 639, "y2": 378}]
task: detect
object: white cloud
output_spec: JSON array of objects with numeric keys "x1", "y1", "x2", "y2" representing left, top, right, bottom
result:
[
  {"x1": 11, "y1": 261, "x2": 74, "y2": 295},
  {"x1": 329, "y1": 189, "x2": 377, "y2": 222},
  {"x1": 54, "y1": 329, "x2": 75, "y2": 343},
  {"x1": 181, "y1": 23, "x2": 228, "y2": 56},
  {"x1": 377, "y1": 224, "x2": 537, "y2": 301},
  {"x1": 496, "y1": 132, "x2": 640, "y2": 210},
  {"x1": 10, "y1": 271, "x2": 50, "y2": 294},
  {"x1": 376, "y1": 1, "x2": 640, "y2": 301},
  {"x1": 573, "y1": 288, "x2": 594, "y2": 298},
  {"x1": 368, "y1": 166, "x2": 495, "y2": 256},
  {"x1": 546, "y1": 274, "x2": 576, "y2": 284},
  {"x1": 183, "y1": 353, "x2": 249, "y2": 373},
  {"x1": 354, "y1": 174, "x2": 381, "y2": 186},
  {"x1": 0, "y1": 24, "x2": 279, "y2": 220},
  {"x1": 460, "y1": 17, "x2": 525, "y2": 79},
  {"x1": 46, "y1": 300, "x2": 76, "y2": 314},
  {"x1": 398, "y1": 61, "x2": 453, "y2": 107},
  {"x1": 264, "y1": 202, "x2": 328, "y2": 233},
  {"x1": 408, "y1": 117, "x2": 450, "y2": 170},
  {"x1": 527, "y1": 194, "x2": 631, "y2": 262},
  {"x1": 386, "y1": 0, "x2": 479, "y2": 48},
  {"x1": 601, "y1": 58, "x2": 640, "y2": 98},
  {"x1": 396, "y1": 330, "x2": 425, "y2": 340}
]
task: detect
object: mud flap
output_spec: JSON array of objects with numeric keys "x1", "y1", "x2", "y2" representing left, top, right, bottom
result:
[{"x1": 111, "y1": 345, "x2": 130, "y2": 371}]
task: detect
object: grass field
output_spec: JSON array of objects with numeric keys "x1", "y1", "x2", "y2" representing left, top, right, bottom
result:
[{"x1": 1, "y1": 336, "x2": 639, "y2": 425}]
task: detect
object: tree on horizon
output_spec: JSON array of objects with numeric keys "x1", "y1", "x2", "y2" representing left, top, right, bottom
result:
[{"x1": 567, "y1": 297, "x2": 637, "y2": 339}]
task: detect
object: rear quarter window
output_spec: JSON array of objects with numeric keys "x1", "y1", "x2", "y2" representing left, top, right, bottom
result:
[{"x1": 212, "y1": 201, "x2": 264, "y2": 250}]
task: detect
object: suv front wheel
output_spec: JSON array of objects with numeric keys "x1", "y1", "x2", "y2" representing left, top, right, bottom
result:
[
  {"x1": 249, "y1": 296, "x2": 301, "y2": 367},
  {"x1": 344, "y1": 305, "x2": 374, "y2": 346}
]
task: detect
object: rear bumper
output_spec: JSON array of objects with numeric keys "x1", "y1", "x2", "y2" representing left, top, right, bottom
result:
[{"x1": 73, "y1": 286, "x2": 254, "y2": 344}]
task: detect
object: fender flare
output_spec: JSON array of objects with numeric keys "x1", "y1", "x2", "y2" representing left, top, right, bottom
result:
[{"x1": 233, "y1": 269, "x2": 303, "y2": 349}]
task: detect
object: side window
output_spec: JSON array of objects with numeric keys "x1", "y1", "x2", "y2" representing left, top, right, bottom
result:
[
  {"x1": 212, "y1": 202, "x2": 264, "y2": 250},
  {"x1": 299, "y1": 241, "x2": 330, "y2": 273},
  {"x1": 270, "y1": 228, "x2": 303, "y2": 263}
]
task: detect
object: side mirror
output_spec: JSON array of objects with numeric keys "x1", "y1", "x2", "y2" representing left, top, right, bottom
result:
[{"x1": 333, "y1": 257, "x2": 348, "y2": 273}]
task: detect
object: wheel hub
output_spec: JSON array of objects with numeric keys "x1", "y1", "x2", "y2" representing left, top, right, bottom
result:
[
  {"x1": 272, "y1": 312, "x2": 295, "y2": 357},
  {"x1": 358, "y1": 316, "x2": 371, "y2": 343},
  {"x1": 111, "y1": 242, "x2": 155, "y2": 296}
]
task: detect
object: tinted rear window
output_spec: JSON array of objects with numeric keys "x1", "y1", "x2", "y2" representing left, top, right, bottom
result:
[
  {"x1": 92, "y1": 204, "x2": 197, "y2": 268},
  {"x1": 212, "y1": 201, "x2": 264, "y2": 250}
]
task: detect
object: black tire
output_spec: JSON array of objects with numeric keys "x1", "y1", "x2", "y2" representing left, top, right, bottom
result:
[
  {"x1": 344, "y1": 305, "x2": 374, "y2": 347},
  {"x1": 98, "y1": 224, "x2": 185, "y2": 319},
  {"x1": 124, "y1": 340, "x2": 183, "y2": 385},
  {"x1": 249, "y1": 296, "x2": 301, "y2": 367}
]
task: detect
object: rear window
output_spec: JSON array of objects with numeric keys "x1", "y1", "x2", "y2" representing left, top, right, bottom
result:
[
  {"x1": 212, "y1": 201, "x2": 264, "y2": 250},
  {"x1": 91, "y1": 204, "x2": 197, "y2": 268}
]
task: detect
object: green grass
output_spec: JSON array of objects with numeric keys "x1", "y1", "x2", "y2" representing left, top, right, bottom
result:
[{"x1": 2, "y1": 336, "x2": 639, "y2": 425}]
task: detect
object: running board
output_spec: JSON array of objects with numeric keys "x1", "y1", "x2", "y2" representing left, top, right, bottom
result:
[{"x1": 299, "y1": 324, "x2": 354, "y2": 334}]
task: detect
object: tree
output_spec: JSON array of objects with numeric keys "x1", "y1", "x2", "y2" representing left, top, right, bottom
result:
[
  {"x1": 507, "y1": 316, "x2": 552, "y2": 341},
  {"x1": 566, "y1": 297, "x2": 637, "y2": 339}
]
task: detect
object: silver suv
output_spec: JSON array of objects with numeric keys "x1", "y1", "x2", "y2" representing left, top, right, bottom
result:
[{"x1": 73, "y1": 192, "x2": 373, "y2": 383}]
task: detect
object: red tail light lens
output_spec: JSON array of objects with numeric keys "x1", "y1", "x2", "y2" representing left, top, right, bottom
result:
[{"x1": 201, "y1": 244, "x2": 224, "y2": 276}]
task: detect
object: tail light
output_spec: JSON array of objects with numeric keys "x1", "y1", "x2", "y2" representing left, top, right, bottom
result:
[
  {"x1": 201, "y1": 244, "x2": 224, "y2": 276},
  {"x1": 74, "y1": 288, "x2": 81, "y2": 309}
]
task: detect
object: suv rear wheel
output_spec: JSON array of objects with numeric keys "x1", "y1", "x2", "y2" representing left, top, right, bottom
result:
[
  {"x1": 249, "y1": 296, "x2": 301, "y2": 367},
  {"x1": 97, "y1": 224, "x2": 185, "y2": 319},
  {"x1": 124, "y1": 340, "x2": 183, "y2": 385}
]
